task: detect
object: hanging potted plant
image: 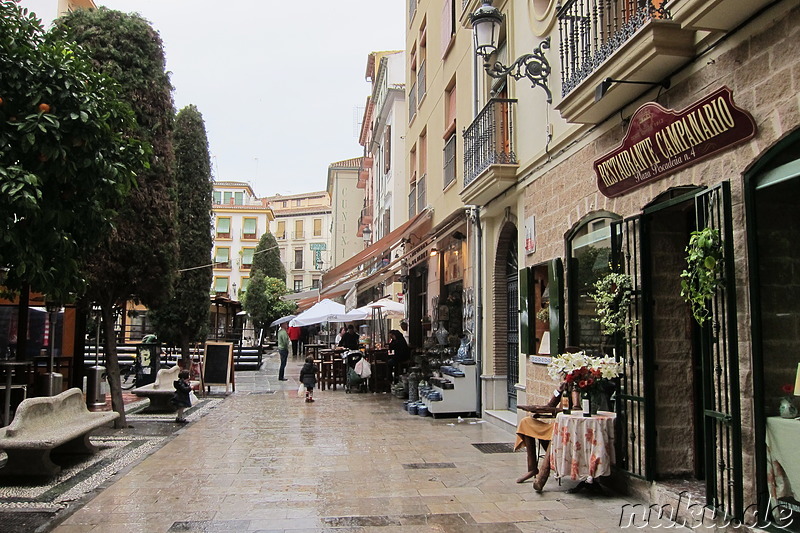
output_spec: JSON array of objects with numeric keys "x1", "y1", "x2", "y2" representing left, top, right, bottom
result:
[
  {"x1": 680, "y1": 227, "x2": 723, "y2": 325},
  {"x1": 591, "y1": 272, "x2": 636, "y2": 335}
]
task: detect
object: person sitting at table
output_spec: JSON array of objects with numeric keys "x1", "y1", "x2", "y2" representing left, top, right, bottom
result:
[
  {"x1": 334, "y1": 327, "x2": 346, "y2": 346},
  {"x1": 338, "y1": 325, "x2": 360, "y2": 350},
  {"x1": 387, "y1": 329, "x2": 410, "y2": 383},
  {"x1": 514, "y1": 381, "x2": 567, "y2": 485}
]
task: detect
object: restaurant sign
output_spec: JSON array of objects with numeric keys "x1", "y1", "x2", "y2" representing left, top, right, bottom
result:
[{"x1": 594, "y1": 86, "x2": 756, "y2": 198}]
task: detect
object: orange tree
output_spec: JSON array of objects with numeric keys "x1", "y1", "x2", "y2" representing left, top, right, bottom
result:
[{"x1": 0, "y1": 0, "x2": 146, "y2": 303}]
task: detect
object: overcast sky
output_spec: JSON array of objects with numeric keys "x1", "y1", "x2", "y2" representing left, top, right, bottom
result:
[{"x1": 21, "y1": 0, "x2": 406, "y2": 197}]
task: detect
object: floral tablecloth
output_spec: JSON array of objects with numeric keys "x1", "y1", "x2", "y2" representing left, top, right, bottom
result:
[
  {"x1": 550, "y1": 411, "x2": 616, "y2": 482},
  {"x1": 766, "y1": 416, "x2": 800, "y2": 501}
]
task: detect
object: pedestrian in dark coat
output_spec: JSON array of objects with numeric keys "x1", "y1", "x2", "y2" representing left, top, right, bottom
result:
[
  {"x1": 299, "y1": 356, "x2": 318, "y2": 403},
  {"x1": 171, "y1": 370, "x2": 192, "y2": 423}
]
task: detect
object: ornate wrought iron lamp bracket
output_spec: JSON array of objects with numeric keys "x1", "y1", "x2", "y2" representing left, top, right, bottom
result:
[{"x1": 483, "y1": 38, "x2": 552, "y2": 103}]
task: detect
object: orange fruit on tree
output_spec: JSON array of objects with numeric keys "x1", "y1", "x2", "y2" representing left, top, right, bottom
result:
[{"x1": 38, "y1": 103, "x2": 50, "y2": 113}]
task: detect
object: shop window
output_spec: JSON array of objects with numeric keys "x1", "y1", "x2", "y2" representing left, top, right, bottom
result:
[{"x1": 567, "y1": 214, "x2": 617, "y2": 350}]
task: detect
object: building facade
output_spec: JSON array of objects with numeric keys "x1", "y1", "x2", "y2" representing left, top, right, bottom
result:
[
  {"x1": 460, "y1": 0, "x2": 800, "y2": 527},
  {"x1": 211, "y1": 181, "x2": 274, "y2": 298},
  {"x1": 265, "y1": 191, "x2": 332, "y2": 294}
]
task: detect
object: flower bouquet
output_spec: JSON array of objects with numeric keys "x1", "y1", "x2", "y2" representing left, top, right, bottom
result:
[{"x1": 547, "y1": 351, "x2": 622, "y2": 414}]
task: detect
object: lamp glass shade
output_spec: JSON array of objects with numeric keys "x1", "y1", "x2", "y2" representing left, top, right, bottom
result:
[
  {"x1": 362, "y1": 227, "x2": 372, "y2": 243},
  {"x1": 795, "y1": 362, "x2": 800, "y2": 396},
  {"x1": 471, "y1": 2, "x2": 502, "y2": 59}
]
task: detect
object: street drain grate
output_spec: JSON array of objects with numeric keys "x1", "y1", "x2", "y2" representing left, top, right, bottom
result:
[
  {"x1": 402, "y1": 462, "x2": 456, "y2": 469},
  {"x1": 472, "y1": 442, "x2": 516, "y2": 454},
  {"x1": 248, "y1": 391, "x2": 277, "y2": 395}
]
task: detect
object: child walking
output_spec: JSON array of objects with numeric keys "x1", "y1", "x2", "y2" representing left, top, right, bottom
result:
[
  {"x1": 299, "y1": 355, "x2": 318, "y2": 403},
  {"x1": 171, "y1": 369, "x2": 192, "y2": 423}
]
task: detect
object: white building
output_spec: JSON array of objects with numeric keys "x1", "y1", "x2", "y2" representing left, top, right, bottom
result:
[
  {"x1": 265, "y1": 192, "x2": 332, "y2": 293},
  {"x1": 211, "y1": 181, "x2": 274, "y2": 298}
]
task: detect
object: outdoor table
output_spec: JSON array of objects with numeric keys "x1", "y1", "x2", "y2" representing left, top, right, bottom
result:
[
  {"x1": 549, "y1": 410, "x2": 616, "y2": 491},
  {"x1": 0, "y1": 360, "x2": 32, "y2": 426},
  {"x1": 365, "y1": 349, "x2": 391, "y2": 393},
  {"x1": 766, "y1": 416, "x2": 800, "y2": 503},
  {"x1": 304, "y1": 343, "x2": 327, "y2": 361}
]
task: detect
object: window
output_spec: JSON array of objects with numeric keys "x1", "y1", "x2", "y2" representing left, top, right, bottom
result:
[
  {"x1": 213, "y1": 191, "x2": 221, "y2": 204},
  {"x1": 295, "y1": 199, "x2": 302, "y2": 207},
  {"x1": 276, "y1": 221, "x2": 286, "y2": 239},
  {"x1": 215, "y1": 247, "x2": 230, "y2": 268},
  {"x1": 418, "y1": 25, "x2": 427, "y2": 101},
  {"x1": 294, "y1": 278, "x2": 304, "y2": 292},
  {"x1": 240, "y1": 277, "x2": 250, "y2": 292},
  {"x1": 294, "y1": 220, "x2": 304, "y2": 239},
  {"x1": 445, "y1": 83, "x2": 457, "y2": 137},
  {"x1": 234, "y1": 192, "x2": 244, "y2": 205},
  {"x1": 441, "y1": 0, "x2": 456, "y2": 58},
  {"x1": 417, "y1": 174, "x2": 427, "y2": 210},
  {"x1": 313, "y1": 218, "x2": 322, "y2": 237},
  {"x1": 242, "y1": 218, "x2": 257, "y2": 239},
  {"x1": 214, "y1": 277, "x2": 228, "y2": 294},
  {"x1": 384, "y1": 125, "x2": 391, "y2": 173},
  {"x1": 294, "y1": 249, "x2": 303, "y2": 270},
  {"x1": 311, "y1": 278, "x2": 321, "y2": 290},
  {"x1": 241, "y1": 247, "x2": 255, "y2": 268},
  {"x1": 419, "y1": 131, "x2": 427, "y2": 178},
  {"x1": 410, "y1": 145, "x2": 417, "y2": 184},
  {"x1": 409, "y1": 183, "x2": 417, "y2": 219},
  {"x1": 223, "y1": 191, "x2": 233, "y2": 204},
  {"x1": 216, "y1": 217, "x2": 231, "y2": 238},
  {"x1": 443, "y1": 134, "x2": 456, "y2": 189},
  {"x1": 282, "y1": 200, "x2": 287, "y2": 208},
  {"x1": 567, "y1": 215, "x2": 616, "y2": 349}
]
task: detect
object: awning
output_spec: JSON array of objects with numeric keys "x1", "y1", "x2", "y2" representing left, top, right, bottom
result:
[
  {"x1": 321, "y1": 208, "x2": 432, "y2": 289},
  {"x1": 282, "y1": 288, "x2": 320, "y2": 302}
]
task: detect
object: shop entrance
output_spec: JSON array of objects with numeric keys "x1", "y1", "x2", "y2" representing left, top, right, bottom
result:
[{"x1": 642, "y1": 190, "x2": 705, "y2": 482}]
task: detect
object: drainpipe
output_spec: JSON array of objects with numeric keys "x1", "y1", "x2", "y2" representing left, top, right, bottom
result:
[{"x1": 466, "y1": 205, "x2": 483, "y2": 416}]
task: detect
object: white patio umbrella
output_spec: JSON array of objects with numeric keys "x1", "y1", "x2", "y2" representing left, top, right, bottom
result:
[
  {"x1": 290, "y1": 299, "x2": 354, "y2": 326},
  {"x1": 355, "y1": 298, "x2": 406, "y2": 319},
  {"x1": 270, "y1": 315, "x2": 296, "y2": 327}
]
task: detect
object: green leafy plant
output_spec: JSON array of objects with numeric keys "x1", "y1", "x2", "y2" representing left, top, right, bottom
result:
[
  {"x1": 591, "y1": 272, "x2": 635, "y2": 335},
  {"x1": 680, "y1": 227, "x2": 723, "y2": 325}
]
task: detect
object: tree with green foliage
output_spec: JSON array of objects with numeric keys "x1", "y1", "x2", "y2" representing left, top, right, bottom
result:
[
  {"x1": 242, "y1": 272, "x2": 296, "y2": 339},
  {"x1": 0, "y1": 1, "x2": 146, "y2": 303},
  {"x1": 57, "y1": 8, "x2": 178, "y2": 427},
  {"x1": 149, "y1": 105, "x2": 213, "y2": 368},
  {"x1": 251, "y1": 232, "x2": 285, "y2": 282}
]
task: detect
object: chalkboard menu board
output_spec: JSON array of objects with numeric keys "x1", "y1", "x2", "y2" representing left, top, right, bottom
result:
[{"x1": 203, "y1": 342, "x2": 234, "y2": 393}]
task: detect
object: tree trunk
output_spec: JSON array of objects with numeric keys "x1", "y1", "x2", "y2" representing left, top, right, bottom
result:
[
  {"x1": 180, "y1": 334, "x2": 191, "y2": 371},
  {"x1": 101, "y1": 304, "x2": 127, "y2": 428}
]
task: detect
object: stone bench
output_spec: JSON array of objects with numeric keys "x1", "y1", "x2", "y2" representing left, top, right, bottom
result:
[
  {"x1": 132, "y1": 365, "x2": 181, "y2": 412},
  {"x1": 0, "y1": 388, "x2": 119, "y2": 477}
]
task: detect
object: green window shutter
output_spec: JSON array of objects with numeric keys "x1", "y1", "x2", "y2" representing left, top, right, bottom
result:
[
  {"x1": 243, "y1": 218, "x2": 257, "y2": 235},
  {"x1": 241, "y1": 248, "x2": 255, "y2": 266},
  {"x1": 241, "y1": 278, "x2": 250, "y2": 291},
  {"x1": 235, "y1": 192, "x2": 244, "y2": 205},
  {"x1": 214, "y1": 277, "x2": 228, "y2": 292},
  {"x1": 548, "y1": 258, "x2": 565, "y2": 356},
  {"x1": 217, "y1": 218, "x2": 230, "y2": 234},
  {"x1": 213, "y1": 191, "x2": 221, "y2": 204},
  {"x1": 215, "y1": 248, "x2": 229, "y2": 264}
]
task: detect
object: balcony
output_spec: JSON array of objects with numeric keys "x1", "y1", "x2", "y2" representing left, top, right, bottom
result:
[
  {"x1": 417, "y1": 61, "x2": 426, "y2": 103},
  {"x1": 408, "y1": 82, "x2": 417, "y2": 123},
  {"x1": 671, "y1": 0, "x2": 774, "y2": 33},
  {"x1": 556, "y1": 0, "x2": 694, "y2": 124},
  {"x1": 357, "y1": 168, "x2": 369, "y2": 189},
  {"x1": 361, "y1": 205, "x2": 374, "y2": 225},
  {"x1": 461, "y1": 98, "x2": 518, "y2": 206}
]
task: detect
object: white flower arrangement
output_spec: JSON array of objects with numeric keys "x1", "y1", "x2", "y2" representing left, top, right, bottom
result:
[{"x1": 547, "y1": 351, "x2": 623, "y2": 390}]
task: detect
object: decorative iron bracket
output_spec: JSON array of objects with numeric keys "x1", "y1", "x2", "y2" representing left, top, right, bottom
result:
[{"x1": 483, "y1": 37, "x2": 552, "y2": 103}]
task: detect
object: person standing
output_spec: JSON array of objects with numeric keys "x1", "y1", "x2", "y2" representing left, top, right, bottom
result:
[
  {"x1": 288, "y1": 325, "x2": 301, "y2": 358},
  {"x1": 170, "y1": 370, "x2": 192, "y2": 423},
  {"x1": 387, "y1": 329, "x2": 410, "y2": 383},
  {"x1": 338, "y1": 325, "x2": 360, "y2": 350},
  {"x1": 299, "y1": 355, "x2": 317, "y2": 402},
  {"x1": 277, "y1": 322, "x2": 290, "y2": 381}
]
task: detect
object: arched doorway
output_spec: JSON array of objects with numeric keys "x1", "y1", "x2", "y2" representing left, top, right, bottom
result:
[
  {"x1": 494, "y1": 223, "x2": 518, "y2": 411},
  {"x1": 748, "y1": 133, "x2": 800, "y2": 529}
]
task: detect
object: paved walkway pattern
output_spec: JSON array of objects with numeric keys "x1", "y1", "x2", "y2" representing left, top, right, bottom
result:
[{"x1": 49, "y1": 352, "x2": 689, "y2": 532}]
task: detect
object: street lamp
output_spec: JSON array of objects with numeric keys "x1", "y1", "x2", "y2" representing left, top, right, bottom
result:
[
  {"x1": 363, "y1": 227, "x2": 373, "y2": 246},
  {"x1": 470, "y1": 0, "x2": 552, "y2": 103},
  {"x1": 232, "y1": 282, "x2": 237, "y2": 300}
]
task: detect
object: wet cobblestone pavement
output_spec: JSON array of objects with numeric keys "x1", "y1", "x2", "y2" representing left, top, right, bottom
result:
[{"x1": 4, "y1": 352, "x2": 690, "y2": 532}]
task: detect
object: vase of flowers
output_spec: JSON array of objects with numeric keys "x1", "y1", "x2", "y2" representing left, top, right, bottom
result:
[
  {"x1": 779, "y1": 384, "x2": 797, "y2": 419},
  {"x1": 547, "y1": 351, "x2": 622, "y2": 416}
]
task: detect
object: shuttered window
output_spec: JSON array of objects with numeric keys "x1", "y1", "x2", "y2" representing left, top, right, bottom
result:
[
  {"x1": 276, "y1": 221, "x2": 286, "y2": 239},
  {"x1": 214, "y1": 277, "x2": 228, "y2": 292},
  {"x1": 216, "y1": 217, "x2": 231, "y2": 237},
  {"x1": 241, "y1": 248, "x2": 255, "y2": 267},
  {"x1": 313, "y1": 219, "x2": 322, "y2": 236},
  {"x1": 243, "y1": 218, "x2": 257, "y2": 238},
  {"x1": 215, "y1": 247, "x2": 230, "y2": 266}
]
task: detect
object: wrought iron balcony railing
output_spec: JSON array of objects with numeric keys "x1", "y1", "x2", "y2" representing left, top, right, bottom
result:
[
  {"x1": 408, "y1": 82, "x2": 417, "y2": 122},
  {"x1": 417, "y1": 61, "x2": 426, "y2": 102},
  {"x1": 558, "y1": 0, "x2": 672, "y2": 97},
  {"x1": 463, "y1": 98, "x2": 517, "y2": 189}
]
